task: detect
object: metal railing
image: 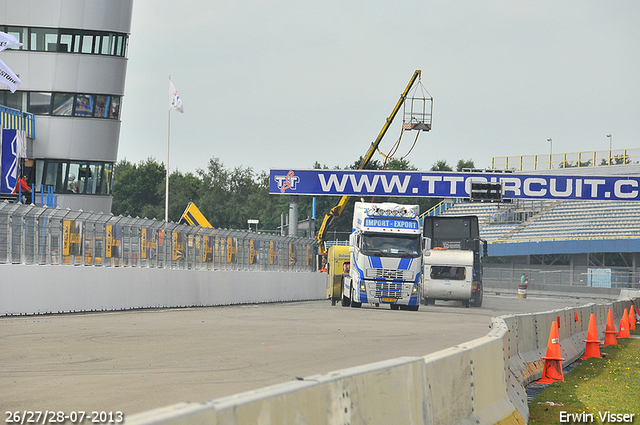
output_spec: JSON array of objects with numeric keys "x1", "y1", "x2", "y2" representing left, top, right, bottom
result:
[
  {"x1": 0, "y1": 104, "x2": 35, "y2": 138},
  {"x1": 9, "y1": 184, "x2": 58, "y2": 208},
  {"x1": 491, "y1": 148, "x2": 640, "y2": 171},
  {"x1": 484, "y1": 265, "x2": 640, "y2": 288},
  {"x1": 420, "y1": 199, "x2": 457, "y2": 218},
  {"x1": 0, "y1": 202, "x2": 317, "y2": 271}
]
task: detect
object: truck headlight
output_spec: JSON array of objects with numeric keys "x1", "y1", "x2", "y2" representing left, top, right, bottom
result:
[
  {"x1": 412, "y1": 284, "x2": 418, "y2": 294},
  {"x1": 360, "y1": 281, "x2": 366, "y2": 293}
]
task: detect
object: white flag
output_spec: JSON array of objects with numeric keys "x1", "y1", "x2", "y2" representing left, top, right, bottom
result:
[
  {"x1": 0, "y1": 31, "x2": 22, "y2": 52},
  {"x1": 169, "y1": 80, "x2": 184, "y2": 113},
  {"x1": 0, "y1": 58, "x2": 21, "y2": 93}
]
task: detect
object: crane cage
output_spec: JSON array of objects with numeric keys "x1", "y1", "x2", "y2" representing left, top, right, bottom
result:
[
  {"x1": 0, "y1": 202, "x2": 317, "y2": 272},
  {"x1": 402, "y1": 78, "x2": 433, "y2": 132}
]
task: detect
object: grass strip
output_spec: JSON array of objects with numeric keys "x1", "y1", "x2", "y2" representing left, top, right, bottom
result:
[{"x1": 529, "y1": 329, "x2": 640, "y2": 424}]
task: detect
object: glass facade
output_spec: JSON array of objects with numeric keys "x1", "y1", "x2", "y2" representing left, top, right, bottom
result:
[
  {"x1": 35, "y1": 159, "x2": 114, "y2": 195},
  {"x1": 0, "y1": 92, "x2": 121, "y2": 120},
  {"x1": 1, "y1": 25, "x2": 128, "y2": 57}
]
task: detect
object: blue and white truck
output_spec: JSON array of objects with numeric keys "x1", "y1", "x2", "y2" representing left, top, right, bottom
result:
[{"x1": 341, "y1": 202, "x2": 426, "y2": 311}]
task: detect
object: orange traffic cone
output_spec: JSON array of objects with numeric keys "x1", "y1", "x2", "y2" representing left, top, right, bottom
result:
[
  {"x1": 604, "y1": 309, "x2": 617, "y2": 346},
  {"x1": 582, "y1": 314, "x2": 602, "y2": 360},
  {"x1": 539, "y1": 321, "x2": 565, "y2": 383},
  {"x1": 629, "y1": 306, "x2": 636, "y2": 331},
  {"x1": 618, "y1": 308, "x2": 630, "y2": 339}
]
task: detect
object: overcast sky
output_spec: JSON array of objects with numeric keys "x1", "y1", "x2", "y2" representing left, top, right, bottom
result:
[{"x1": 118, "y1": 0, "x2": 640, "y2": 176}]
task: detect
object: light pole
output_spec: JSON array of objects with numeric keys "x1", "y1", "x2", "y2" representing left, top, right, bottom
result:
[
  {"x1": 547, "y1": 138, "x2": 552, "y2": 169},
  {"x1": 607, "y1": 134, "x2": 612, "y2": 165}
]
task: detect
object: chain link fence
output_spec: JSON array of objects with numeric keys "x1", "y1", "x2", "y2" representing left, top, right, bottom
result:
[{"x1": 0, "y1": 202, "x2": 318, "y2": 271}]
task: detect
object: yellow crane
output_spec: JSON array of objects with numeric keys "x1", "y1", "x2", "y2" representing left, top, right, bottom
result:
[{"x1": 316, "y1": 70, "x2": 431, "y2": 254}]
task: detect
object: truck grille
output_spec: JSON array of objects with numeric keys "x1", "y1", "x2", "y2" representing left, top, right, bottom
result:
[
  {"x1": 366, "y1": 268, "x2": 414, "y2": 281},
  {"x1": 375, "y1": 282, "x2": 403, "y2": 292},
  {"x1": 374, "y1": 282, "x2": 404, "y2": 298}
]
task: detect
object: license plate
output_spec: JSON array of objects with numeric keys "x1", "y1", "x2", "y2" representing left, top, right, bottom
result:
[{"x1": 381, "y1": 298, "x2": 396, "y2": 303}]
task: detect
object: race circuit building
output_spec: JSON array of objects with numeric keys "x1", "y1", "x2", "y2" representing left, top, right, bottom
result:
[{"x1": 0, "y1": 0, "x2": 134, "y2": 213}]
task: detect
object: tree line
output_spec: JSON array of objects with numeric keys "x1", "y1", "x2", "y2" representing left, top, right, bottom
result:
[{"x1": 111, "y1": 156, "x2": 475, "y2": 236}]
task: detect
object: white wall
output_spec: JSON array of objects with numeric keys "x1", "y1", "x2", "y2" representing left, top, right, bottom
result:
[
  {"x1": 0, "y1": 264, "x2": 326, "y2": 316},
  {"x1": 0, "y1": 0, "x2": 134, "y2": 32}
]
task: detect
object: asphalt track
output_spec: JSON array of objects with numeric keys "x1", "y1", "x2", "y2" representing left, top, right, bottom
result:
[{"x1": 1, "y1": 293, "x2": 613, "y2": 417}]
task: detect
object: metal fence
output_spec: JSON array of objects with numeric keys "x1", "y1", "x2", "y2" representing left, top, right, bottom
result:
[
  {"x1": 491, "y1": 148, "x2": 640, "y2": 171},
  {"x1": 484, "y1": 265, "x2": 640, "y2": 289},
  {"x1": 0, "y1": 202, "x2": 318, "y2": 271}
]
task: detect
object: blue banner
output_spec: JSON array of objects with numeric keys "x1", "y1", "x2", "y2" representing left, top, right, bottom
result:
[
  {"x1": 1, "y1": 129, "x2": 19, "y2": 193},
  {"x1": 269, "y1": 169, "x2": 640, "y2": 201}
]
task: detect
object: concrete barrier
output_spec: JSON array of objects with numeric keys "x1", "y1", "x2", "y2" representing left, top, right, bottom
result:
[
  {"x1": 0, "y1": 264, "x2": 326, "y2": 316},
  {"x1": 125, "y1": 295, "x2": 639, "y2": 425},
  {"x1": 124, "y1": 357, "x2": 428, "y2": 425}
]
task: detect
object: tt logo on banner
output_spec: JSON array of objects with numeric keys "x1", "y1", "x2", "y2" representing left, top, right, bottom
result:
[{"x1": 274, "y1": 170, "x2": 300, "y2": 193}]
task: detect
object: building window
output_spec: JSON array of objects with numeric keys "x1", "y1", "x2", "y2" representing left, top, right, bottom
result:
[
  {"x1": 42, "y1": 160, "x2": 69, "y2": 193},
  {"x1": 52, "y1": 93, "x2": 74, "y2": 116},
  {"x1": 81, "y1": 31, "x2": 97, "y2": 54},
  {"x1": 115, "y1": 34, "x2": 126, "y2": 57},
  {"x1": 27, "y1": 92, "x2": 52, "y2": 115},
  {"x1": 36, "y1": 159, "x2": 114, "y2": 195},
  {"x1": 59, "y1": 29, "x2": 82, "y2": 53},
  {"x1": 6, "y1": 91, "x2": 121, "y2": 120},
  {"x1": 102, "y1": 163, "x2": 114, "y2": 194},
  {"x1": 86, "y1": 163, "x2": 104, "y2": 194},
  {"x1": 0, "y1": 91, "x2": 26, "y2": 110},
  {"x1": 6, "y1": 26, "x2": 26, "y2": 50},
  {"x1": 29, "y1": 27, "x2": 58, "y2": 52},
  {"x1": 109, "y1": 96, "x2": 121, "y2": 120},
  {"x1": 2, "y1": 25, "x2": 128, "y2": 57},
  {"x1": 95, "y1": 95, "x2": 110, "y2": 118},
  {"x1": 75, "y1": 94, "x2": 94, "y2": 117}
]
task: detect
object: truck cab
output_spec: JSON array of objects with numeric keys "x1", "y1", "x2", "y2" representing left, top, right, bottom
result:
[{"x1": 341, "y1": 202, "x2": 424, "y2": 311}]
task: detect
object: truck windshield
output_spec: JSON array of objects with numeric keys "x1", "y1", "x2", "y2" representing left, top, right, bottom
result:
[{"x1": 361, "y1": 234, "x2": 421, "y2": 258}]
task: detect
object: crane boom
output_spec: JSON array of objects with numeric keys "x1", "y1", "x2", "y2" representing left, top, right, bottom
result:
[{"x1": 316, "y1": 70, "x2": 423, "y2": 253}]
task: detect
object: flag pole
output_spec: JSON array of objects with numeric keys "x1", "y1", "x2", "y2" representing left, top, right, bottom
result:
[{"x1": 165, "y1": 75, "x2": 171, "y2": 222}]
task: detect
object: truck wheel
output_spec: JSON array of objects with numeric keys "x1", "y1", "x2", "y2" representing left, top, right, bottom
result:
[
  {"x1": 408, "y1": 305, "x2": 419, "y2": 311},
  {"x1": 390, "y1": 304, "x2": 400, "y2": 310},
  {"x1": 341, "y1": 277, "x2": 350, "y2": 307},
  {"x1": 350, "y1": 287, "x2": 361, "y2": 308},
  {"x1": 425, "y1": 298, "x2": 435, "y2": 306},
  {"x1": 462, "y1": 300, "x2": 470, "y2": 308}
]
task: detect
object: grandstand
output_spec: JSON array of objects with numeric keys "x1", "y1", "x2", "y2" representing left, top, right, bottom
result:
[
  {"x1": 434, "y1": 154, "x2": 640, "y2": 288},
  {"x1": 440, "y1": 198, "x2": 640, "y2": 243}
]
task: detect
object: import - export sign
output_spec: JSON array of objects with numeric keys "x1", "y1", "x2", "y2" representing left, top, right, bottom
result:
[{"x1": 270, "y1": 169, "x2": 640, "y2": 201}]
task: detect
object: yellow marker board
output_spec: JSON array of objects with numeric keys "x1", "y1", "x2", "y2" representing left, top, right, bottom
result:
[{"x1": 180, "y1": 202, "x2": 212, "y2": 228}]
